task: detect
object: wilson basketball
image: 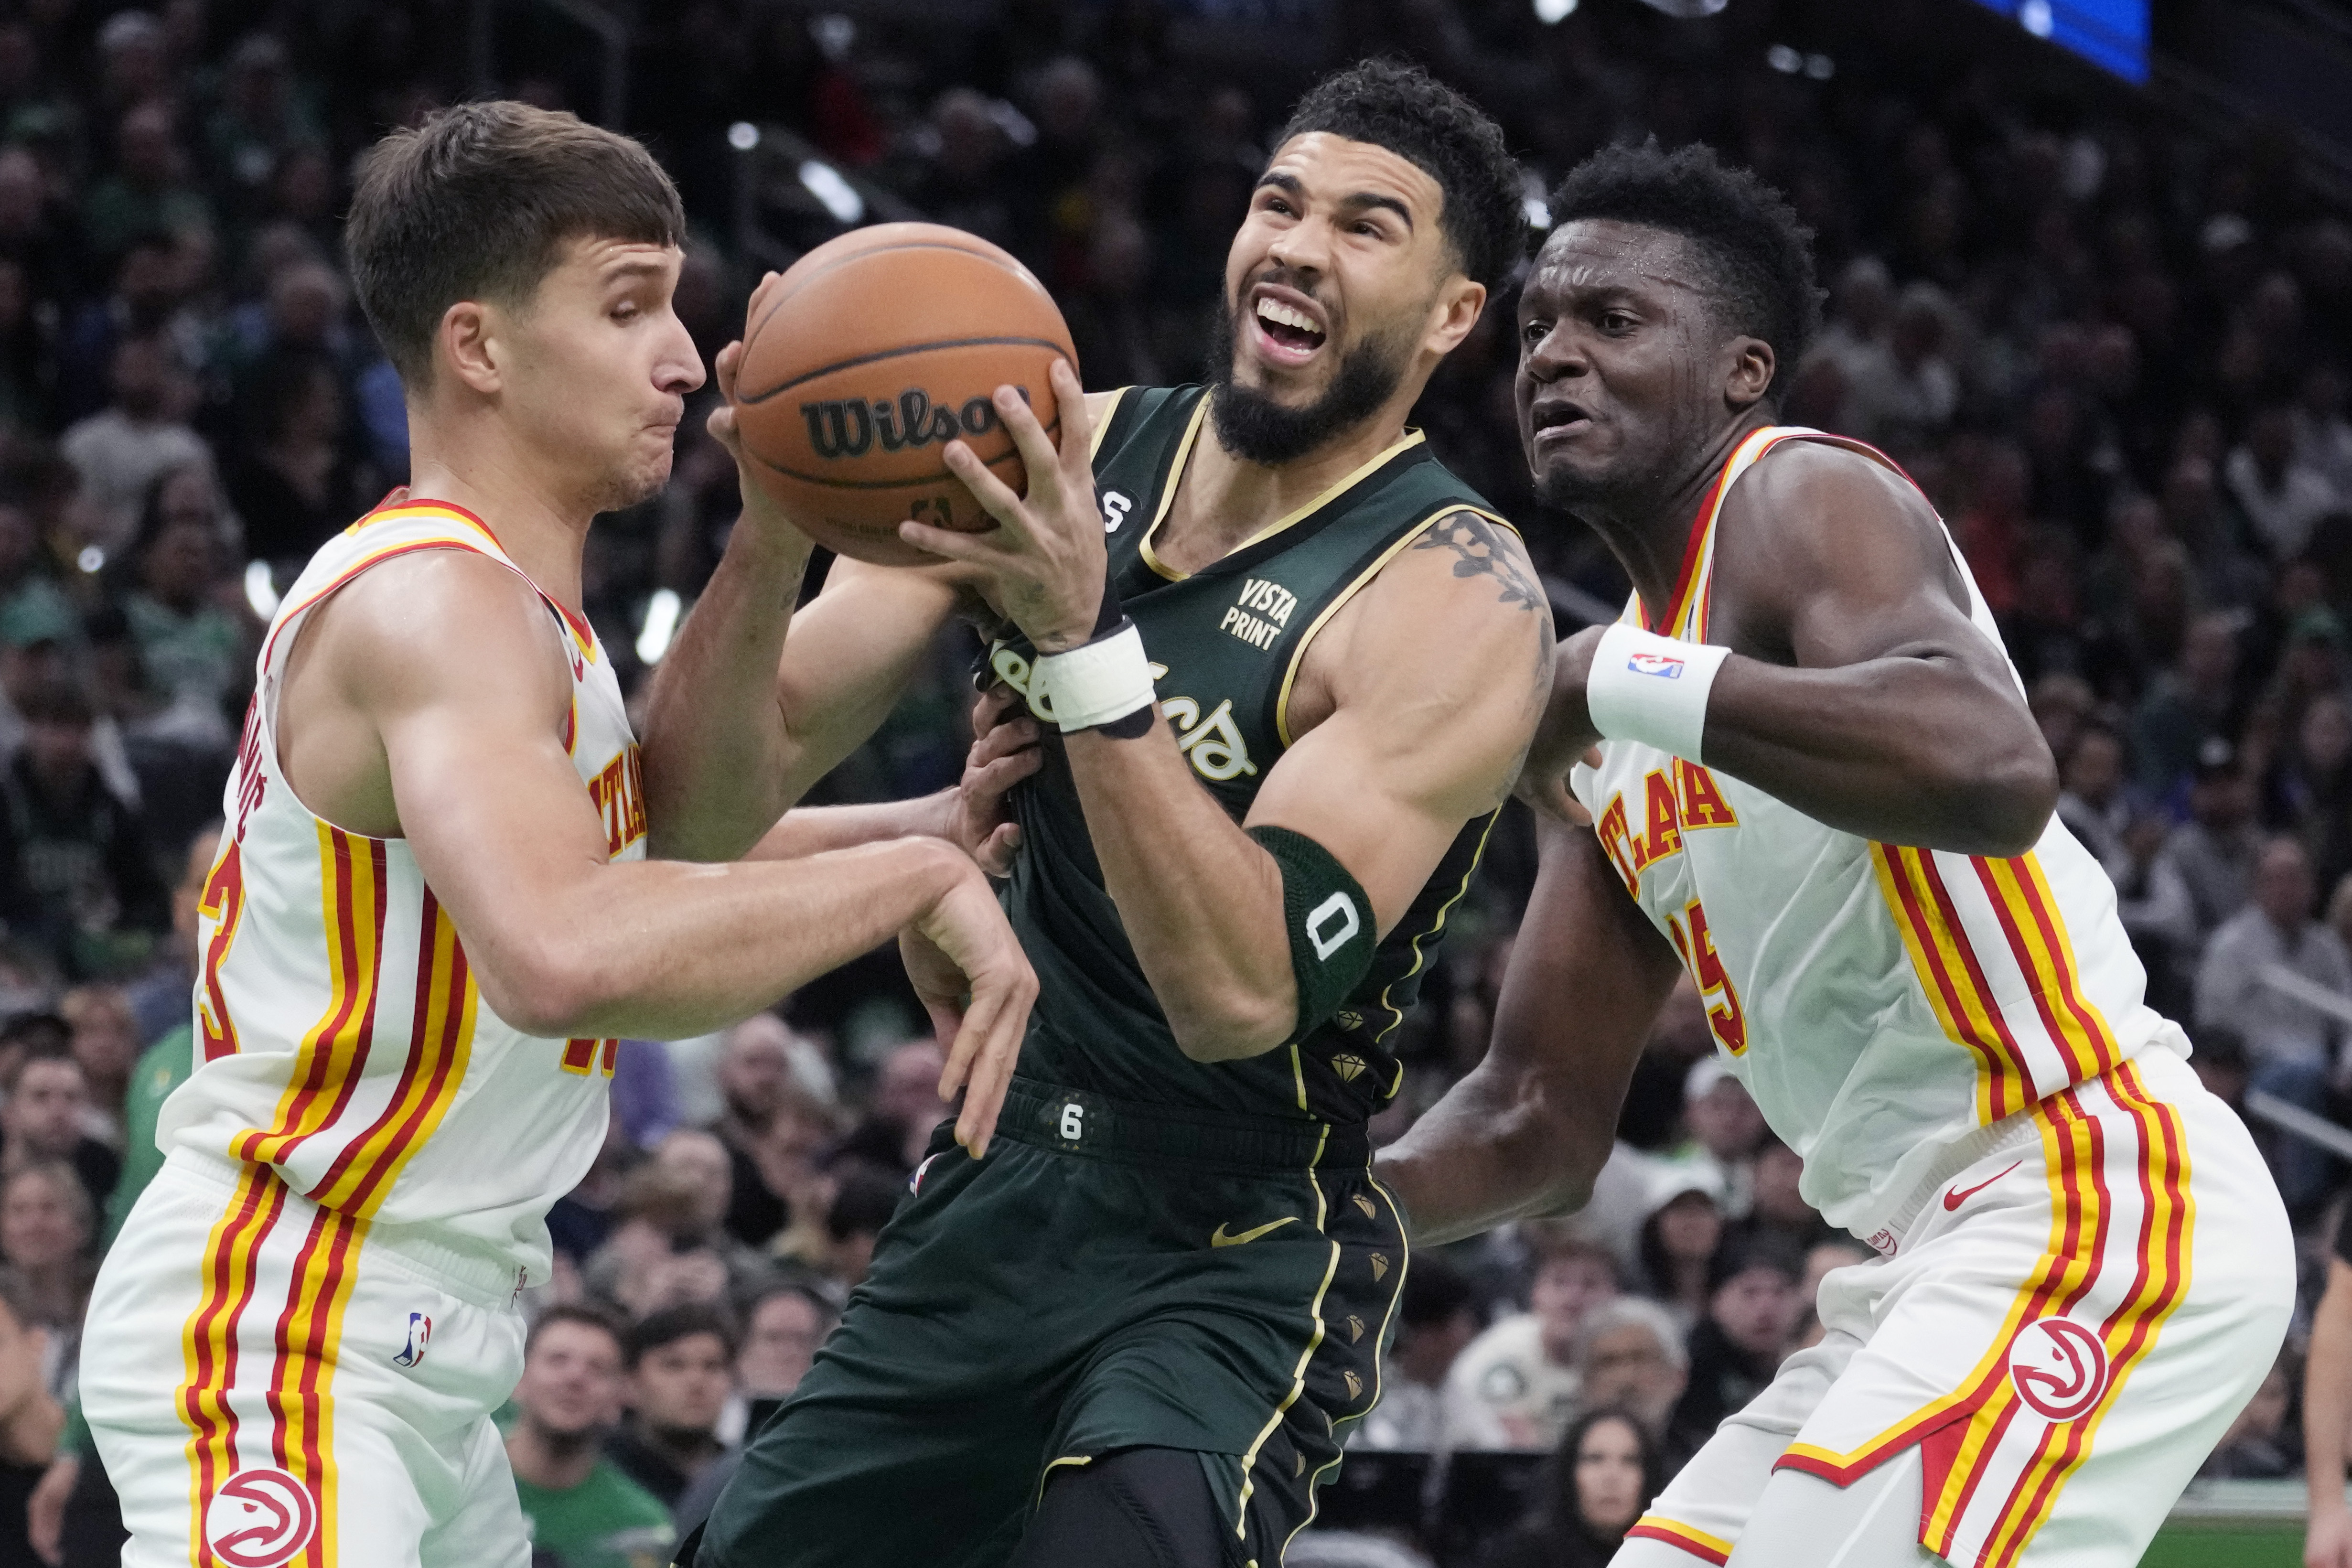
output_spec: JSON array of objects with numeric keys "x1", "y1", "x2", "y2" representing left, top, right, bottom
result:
[{"x1": 732, "y1": 223, "x2": 1080, "y2": 567}]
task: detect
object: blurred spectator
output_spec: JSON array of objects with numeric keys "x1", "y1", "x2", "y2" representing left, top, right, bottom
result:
[
  {"x1": 2132, "y1": 617, "x2": 2245, "y2": 805},
  {"x1": 792, "y1": 1161, "x2": 903, "y2": 1295},
  {"x1": 1352, "y1": 1257, "x2": 1480, "y2": 1451},
  {"x1": 0, "y1": 679, "x2": 169, "y2": 978},
  {"x1": 675, "y1": 1281, "x2": 839, "y2": 1536},
  {"x1": 2227, "y1": 404, "x2": 2341, "y2": 562},
  {"x1": 1479, "y1": 1409, "x2": 1660, "y2": 1568},
  {"x1": 1727, "y1": 1140, "x2": 1830, "y2": 1259},
  {"x1": 1442, "y1": 1235, "x2": 1617, "y2": 1452},
  {"x1": 1677, "y1": 1060, "x2": 1763, "y2": 1219},
  {"x1": 1841, "y1": 282, "x2": 1959, "y2": 452},
  {"x1": 0, "y1": 501, "x2": 74, "y2": 668},
  {"x1": 0, "y1": 1052, "x2": 118, "y2": 1216},
  {"x1": 584, "y1": 1129, "x2": 772, "y2": 1318},
  {"x1": 114, "y1": 463, "x2": 251, "y2": 749},
  {"x1": 0, "y1": 1270, "x2": 64, "y2": 1568},
  {"x1": 0, "y1": 1164, "x2": 93, "y2": 1399},
  {"x1": 2196, "y1": 836, "x2": 2351, "y2": 1209},
  {"x1": 80, "y1": 101, "x2": 212, "y2": 274},
  {"x1": 607, "y1": 1301, "x2": 737, "y2": 1511},
  {"x1": 709, "y1": 1013, "x2": 814, "y2": 1248},
  {"x1": 1791, "y1": 1240, "x2": 1873, "y2": 1353},
  {"x1": 123, "y1": 825, "x2": 214, "y2": 1047},
  {"x1": 832, "y1": 1037, "x2": 950, "y2": 1176},
  {"x1": 58, "y1": 986, "x2": 135, "y2": 1145},
  {"x1": 1568, "y1": 1297, "x2": 1692, "y2": 1470},
  {"x1": 59, "y1": 333, "x2": 209, "y2": 556},
  {"x1": 223, "y1": 345, "x2": 364, "y2": 574},
  {"x1": 506, "y1": 1303, "x2": 676, "y2": 1568},
  {"x1": 2055, "y1": 723, "x2": 2133, "y2": 879},
  {"x1": 1671, "y1": 1240, "x2": 1803, "y2": 1445},
  {"x1": 1636, "y1": 1168, "x2": 1725, "y2": 1332},
  {"x1": 2152, "y1": 739, "x2": 2262, "y2": 942},
  {"x1": 2295, "y1": 364, "x2": 2352, "y2": 497}
]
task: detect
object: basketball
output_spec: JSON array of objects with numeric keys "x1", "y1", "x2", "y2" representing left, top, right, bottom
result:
[{"x1": 731, "y1": 223, "x2": 1080, "y2": 567}]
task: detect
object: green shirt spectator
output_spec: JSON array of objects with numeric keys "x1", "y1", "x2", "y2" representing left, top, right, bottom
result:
[{"x1": 513, "y1": 1459, "x2": 675, "y2": 1568}]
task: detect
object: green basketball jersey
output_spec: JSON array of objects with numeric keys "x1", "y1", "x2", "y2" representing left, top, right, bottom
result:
[{"x1": 981, "y1": 384, "x2": 1513, "y2": 1125}]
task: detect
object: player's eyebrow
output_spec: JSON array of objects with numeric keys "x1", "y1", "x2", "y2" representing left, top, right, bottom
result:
[
  {"x1": 1252, "y1": 172, "x2": 1416, "y2": 230},
  {"x1": 599, "y1": 257, "x2": 670, "y2": 285}
]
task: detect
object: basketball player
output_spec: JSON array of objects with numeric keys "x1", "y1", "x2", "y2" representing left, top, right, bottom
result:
[
  {"x1": 1377, "y1": 142, "x2": 2293, "y2": 1568},
  {"x1": 647, "y1": 60, "x2": 1548, "y2": 1568},
  {"x1": 76, "y1": 104, "x2": 1035, "y2": 1568}
]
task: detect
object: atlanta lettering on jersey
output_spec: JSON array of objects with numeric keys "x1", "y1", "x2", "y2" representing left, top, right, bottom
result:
[{"x1": 1593, "y1": 758, "x2": 1749, "y2": 1056}]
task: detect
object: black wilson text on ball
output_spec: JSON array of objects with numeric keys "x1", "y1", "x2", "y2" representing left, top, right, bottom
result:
[{"x1": 803, "y1": 387, "x2": 1029, "y2": 460}]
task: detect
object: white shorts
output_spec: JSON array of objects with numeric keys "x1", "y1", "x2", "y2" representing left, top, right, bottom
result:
[
  {"x1": 1623, "y1": 1048, "x2": 2294, "y2": 1568},
  {"x1": 81, "y1": 1149, "x2": 534, "y2": 1568}
]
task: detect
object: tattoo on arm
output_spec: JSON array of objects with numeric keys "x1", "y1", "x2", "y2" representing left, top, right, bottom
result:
[{"x1": 1414, "y1": 513, "x2": 1547, "y2": 614}]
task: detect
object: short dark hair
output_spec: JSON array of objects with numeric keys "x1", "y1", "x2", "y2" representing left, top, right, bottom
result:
[
  {"x1": 624, "y1": 1300, "x2": 739, "y2": 1367},
  {"x1": 825, "y1": 1162, "x2": 904, "y2": 1242},
  {"x1": 1547, "y1": 141, "x2": 1824, "y2": 392},
  {"x1": 346, "y1": 101, "x2": 685, "y2": 387},
  {"x1": 525, "y1": 1300, "x2": 628, "y2": 1359},
  {"x1": 1275, "y1": 58, "x2": 1526, "y2": 293},
  {"x1": 1397, "y1": 1256, "x2": 1475, "y2": 1333}
]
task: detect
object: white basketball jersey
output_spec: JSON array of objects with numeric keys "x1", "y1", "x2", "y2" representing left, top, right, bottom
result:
[
  {"x1": 1569, "y1": 428, "x2": 2169, "y2": 1242},
  {"x1": 158, "y1": 497, "x2": 646, "y2": 1282}
]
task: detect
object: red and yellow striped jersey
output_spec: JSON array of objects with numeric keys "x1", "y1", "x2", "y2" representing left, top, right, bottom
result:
[
  {"x1": 159, "y1": 497, "x2": 645, "y2": 1283},
  {"x1": 1569, "y1": 427, "x2": 2169, "y2": 1242}
]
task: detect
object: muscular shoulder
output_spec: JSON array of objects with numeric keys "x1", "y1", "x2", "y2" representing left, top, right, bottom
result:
[
  {"x1": 1713, "y1": 438, "x2": 1967, "y2": 656},
  {"x1": 1292, "y1": 509, "x2": 1552, "y2": 802},
  {"x1": 309, "y1": 547, "x2": 571, "y2": 721}
]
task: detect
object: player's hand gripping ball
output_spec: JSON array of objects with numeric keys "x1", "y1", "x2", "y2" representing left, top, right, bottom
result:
[{"x1": 726, "y1": 223, "x2": 1081, "y2": 566}]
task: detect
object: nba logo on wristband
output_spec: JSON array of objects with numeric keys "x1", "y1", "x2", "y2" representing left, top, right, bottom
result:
[{"x1": 1628, "y1": 649, "x2": 1687, "y2": 679}]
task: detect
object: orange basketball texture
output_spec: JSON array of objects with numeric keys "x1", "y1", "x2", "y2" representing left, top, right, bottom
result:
[{"x1": 732, "y1": 223, "x2": 1080, "y2": 567}]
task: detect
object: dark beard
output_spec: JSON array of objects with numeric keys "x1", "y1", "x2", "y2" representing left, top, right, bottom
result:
[{"x1": 1205, "y1": 288, "x2": 1414, "y2": 465}]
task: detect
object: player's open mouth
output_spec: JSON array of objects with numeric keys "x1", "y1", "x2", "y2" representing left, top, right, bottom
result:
[
  {"x1": 1531, "y1": 398, "x2": 1593, "y2": 442},
  {"x1": 1250, "y1": 288, "x2": 1327, "y2": 365}
]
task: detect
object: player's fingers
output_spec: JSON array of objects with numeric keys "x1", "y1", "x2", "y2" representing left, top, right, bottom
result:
[
  {"x1": 971, "y1": 683, "x2": 1021, "y2": 733},
  {"x1": 939, "y1": 440, "x2": 1035, "y2": 536},
  {"x1": 969, "y1": 715, "x2": 1042, "y2": 769},
  {"x1": 991, "y1": 383, "x2": 1067, "y2": 512},
  {"x1": 974, "y1": 821, "x2": 1023, "y2": 877},
  {"x1": 954, "y1": 969, "x2": 1032, "y2": 1157},
  {"x1": 898, "y1": 517, "x2": 1020, "y2": 568},
  {"x1": 714, "y1": 339, "x2": 743, "y2": 400}
]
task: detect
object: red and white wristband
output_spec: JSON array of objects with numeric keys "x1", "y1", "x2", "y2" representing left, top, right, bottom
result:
[{"x1": 1585, "y1": 622, "x2": 1729, "y2": 763}]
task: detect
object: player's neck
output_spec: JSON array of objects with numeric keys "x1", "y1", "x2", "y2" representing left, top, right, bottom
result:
[
  {"x1": 401, "y1": 417, "x2": 593, "y2": 618},
  {"x1": 1583, "y1": 410, "x2": 1773, "y2": 619},
  {"x1": 1164, "y1": 399, "x2": 1412, "y2": 571}
]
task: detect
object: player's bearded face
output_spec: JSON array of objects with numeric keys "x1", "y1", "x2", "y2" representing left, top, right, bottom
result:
[
  {"x1": 1207, "y1": 272, "x2": 1419, "y2": 465},
  {"x1": 499, "y1": 238, "x2": 701, "y2": 513}
]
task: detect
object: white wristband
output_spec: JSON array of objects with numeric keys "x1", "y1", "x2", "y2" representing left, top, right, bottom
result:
[
  {"x1": 1033, "y1": 620, "x2": 1158, "y2": 733},
  {"x1": 1585, "y1": 622, "x2": 1729, "y2": 763}
]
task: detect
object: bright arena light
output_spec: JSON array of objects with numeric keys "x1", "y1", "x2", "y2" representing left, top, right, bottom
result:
[
  {"x1": 728, "y1": 121, "x2": 759, "y2": 151},
  {"x1": 798, "y1": 160, "x2": 865, "y2": 226},
  {"x1": 244, "y1": 559, "x2": 280, "y2": 620},
  {"x1": 1533, "y1": 0, "x2": 1578, "y2": 22},
  {"x1": 636, "y1": 587, "x2": 683, "y2": 666}
]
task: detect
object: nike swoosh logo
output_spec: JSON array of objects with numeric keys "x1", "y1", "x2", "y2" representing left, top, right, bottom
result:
[
  {"x1": 1943, "y1": 1160, "x2": 2023, "y2": 1212},
  {"x1": 1210, "y1": 1217, "x2": 1298, "y2": 1248}
]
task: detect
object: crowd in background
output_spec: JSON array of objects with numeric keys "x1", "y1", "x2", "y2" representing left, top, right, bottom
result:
[{"x1": 0, "y1": 0, "x2": 2343, "y2": 1565}]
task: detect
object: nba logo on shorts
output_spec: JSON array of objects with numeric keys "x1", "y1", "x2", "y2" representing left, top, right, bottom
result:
[
  {"x1": 393, "y1": 1310, "x2": 432, "y2": 1369},
  {"x1": 1627, "y1": 650, "x2": 1686, "y2": 679},
  {"x1": 203, "y1": 1466, "x2": 317, "y2": 1568},
  {"x1": 2006, "y1": 1317, "x2": 2109, "y2": 1421}
]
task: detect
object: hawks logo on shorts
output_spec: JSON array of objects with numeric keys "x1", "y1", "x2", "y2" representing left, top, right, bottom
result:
[
  {"x1": 203, "y1": 1466, "x2": 317, "y2": 1568},
  {"x1": 2007, "y1": 1317, "x2": 2109, "y2": 1422}
]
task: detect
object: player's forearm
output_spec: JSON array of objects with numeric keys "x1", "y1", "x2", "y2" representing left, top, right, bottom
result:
[
  {"x1": 480, "y1": 836, "x2": 970, "y2": 1039},
  {"x1": 1381, "y1": 823, "x2": 1670, "y2": 1243},
  {"x1": 1375, "y1": 1059, "x2": 1601, "y2": 1244},
  {"x1": 1064, "y1": 725, "x2": 1297, "y2": 1060},
  {"x1": 640, "y1": 516, "x2": 816, "y2": 862},
  {"x1": 746, "y1": 793, "x2": 955, "y2": 860},
  {"x1": 1700, "y1": 652, "x2": 2057, "y2": 855},
  {"x1": 2308, "y1": 1271, "x2": 2352, "y2": 1514}
]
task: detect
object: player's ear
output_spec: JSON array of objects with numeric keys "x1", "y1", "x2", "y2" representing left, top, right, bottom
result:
[
  {"x1": 1425, "y1": 276, "x2": 1487, "y2": 357},
  {"x1": 438, "y1": 300, "x2": 503, "y2": 397},
  {"x1": 1724, "y1": 336, "x2": 1774, "y2": 411}
]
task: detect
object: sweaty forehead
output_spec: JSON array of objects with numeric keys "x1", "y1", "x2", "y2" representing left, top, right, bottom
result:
[
  {"x1": 1263, "y1": 131, "x2": 1445, "y2": 228},
  {"x1": 1527, "y1": 218, "x2": 1706, "y2": 302}
]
